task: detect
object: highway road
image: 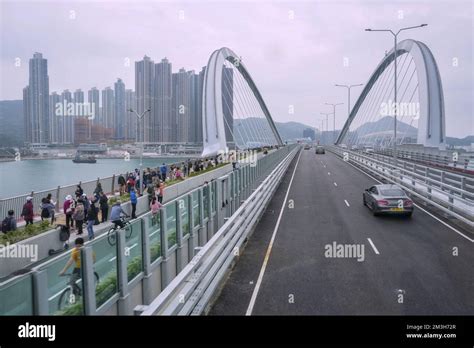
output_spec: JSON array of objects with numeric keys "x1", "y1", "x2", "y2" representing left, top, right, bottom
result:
[{"x1": 210, "y1": 148, "x2": 474, "y2": 315}]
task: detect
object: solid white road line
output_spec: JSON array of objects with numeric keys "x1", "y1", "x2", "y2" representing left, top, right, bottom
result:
[
  {"x1": 245, "y1": 149, "x2": 303, "y2": 316},
  {"x1": 344, "y1": 200, "x2": 350, "y2": 207},
  {"x1": 367, "y1": 238, "x2": 380, "y2": 255},
  {"x1": 335, "y1": 153, "x2": 474, "y2": 243}
]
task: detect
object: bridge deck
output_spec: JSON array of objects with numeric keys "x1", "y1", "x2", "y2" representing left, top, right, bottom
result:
[{"x1": 210, "y1": 149, "x2": 474, "y2": 315}]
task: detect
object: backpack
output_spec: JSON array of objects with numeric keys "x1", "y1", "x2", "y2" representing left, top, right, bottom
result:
[
  {"x1": 21, "y1": 204, "x2": 29, "y2": 217},
  {"x1": 41, "y1": 207, "x2": 50, "y2": 218},
  {"x1": 58, "y1": 225, "x2": 70, "y2": 242},
  {"x1": 1, "y1": 217, "x2": 12, "y2": 233}
]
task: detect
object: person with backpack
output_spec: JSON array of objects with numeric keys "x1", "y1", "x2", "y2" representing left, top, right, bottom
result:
[
  {"x1": 75, "y1": 184, "x2": 84, "y2": 199},
  {"x1": 2, "y1": 210, "x2": 17, "y2": 233},
  {"x1": 99, "y1": 192, "x2": 109, "y2": 223},
  {"x1": 40, "y1": 196, "x2": 55, "y2": 224},
  {"x1": 86, "y1": 202, "x2": 97, "y2": 240},
  {"x1": 130, "y1": 189, "x2": 137, "y2": 219},
  {"x1": 93, "y1": 183, "x2": 103, "y2": 201},
  {"x1": 80, "y1": 194, "x2": 90, "y2": 221},
  {"x1": 21, "y1": 196, "x2": 34, "y2": 226},
  {"x1": 73, "y1": 202, "x2": 85, "y2": 235}
]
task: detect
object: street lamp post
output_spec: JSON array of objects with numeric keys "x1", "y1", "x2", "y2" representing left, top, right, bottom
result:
[
  {"x1": 365, "y1": 24, "x2": 427, "y2": 163},
  {"x1": 325, "y1": 103, "x2": 343, "y2": 144},
  {"x1": 335, "y1": 83, "x2": 364, "y2": 120},
  {"x1": 319, "y1": 119, "x2": 324, "y2": 144},
  {"x1": 128, "y1": 108, "x2": 151, "y2": 194},
  {"x1": 320, "y1": 112, "x2": 332, "y2": 145}
]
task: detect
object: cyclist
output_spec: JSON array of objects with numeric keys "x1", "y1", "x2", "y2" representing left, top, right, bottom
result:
[
  {"x1": 58, "y1": 238, "x2": 96, "y2": 294},
  {"x1": 110, "y1": 201, "x2": 128, "y2": 229},
  {"x1": 58, "y1": 238, "x2": 91, "y2": 287}
]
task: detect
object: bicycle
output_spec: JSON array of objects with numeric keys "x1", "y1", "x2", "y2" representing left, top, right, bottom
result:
[
  {"x1": 57, "y1": 271, "x2": 99, "y2": 311},
  {"x1": 107, "y1": 216, "x2": 132, "y2": 246}
]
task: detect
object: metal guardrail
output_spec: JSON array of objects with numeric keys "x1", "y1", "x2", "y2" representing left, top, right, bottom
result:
[
  {"x1": 358, "y1": 151, "x2": 474, "y2": 199},
  {"x1": 375, "y1": 148, "x2": 474, "y2": 173},
  {"x1": 329, "y1": 146, "x2": 474, "y2": 227},
  {"x1": 137, "y1": 146, "x2": 300, "y2": 315},
  {"x1": 0, "y1": 158, "x2": 199, "y2": 221}
]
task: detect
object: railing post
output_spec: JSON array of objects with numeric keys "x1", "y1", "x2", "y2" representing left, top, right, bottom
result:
[
  {"x1": 56, "y1": 186, "x2": 60, "y2": 210},
  {"x1": 198, "y1": 188, "x2": 205, "y2": 247},
  {"x1": 32, "y1": 270, "x2": 48, "y2": 315},
  {"x1": 82, "y1": 246, "x2": 97, "y2": 315},
  {"x1": 111, "y1": 174, "x2": 116, "y2": 194},
  {"x1": 440, "y1": 171, "x2": 446, "y2": 192},
  {"x1": 141, "y1": 217, "x2": 153, "y2": 304},
  {"x1": 175, "y1": 199, "x2": 184, "y2": 273},
  {"x1": 207, "y1": 182, "x2": 214, "y2": 239},
  {"x1": 116, "y1": 229, "x2": 131, "y2": 315},
  {"x1": 460, "y1": 177, "x2": 466, "y2": 199},
  {"x1": 159, "y1": 207, "x2": 170, "y2": 289},
  {"x1": 188, "y1": 192, "x2": 195, "y2": 262}
]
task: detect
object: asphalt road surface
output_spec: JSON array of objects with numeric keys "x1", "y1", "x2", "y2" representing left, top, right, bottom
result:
[{"x1": 209, "y1": 149, "x2": 474, "y2": 315}]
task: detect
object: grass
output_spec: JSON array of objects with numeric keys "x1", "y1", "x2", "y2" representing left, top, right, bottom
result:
[{"x1": 0, "y1": 220, "x2": 51, "y2": 245}]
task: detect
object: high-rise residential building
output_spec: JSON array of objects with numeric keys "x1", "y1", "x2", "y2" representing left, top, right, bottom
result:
[
  {"x1": 189, "y1": 68, "x2": 204, "y2": 144},
  {"x1": 114, "y1": 78, "x2": 126, "y2": 139},
  {"x1": 101, "y1": 87, "x2": 114, "y2": 129},
  {"x1": 24, "y1": 52, "x2": 50, "y2": 144},
  {"x1": 195, "y1": 66, "x2": 206, "y2": 144},
  {"x1": 154, "y1": 58, "x2": 172, "y2": 142},
  {"x1": 60, "y1": 89, "x2": 73, "y2": 144},
  {"x1": 222, "y1": 66, "x2": 234, "y2": 147},
  {"x1": 73, "y1": 89, "x2": 84, "y2": 103},
  {"x1": 135, "y1": 55, "x2": 155, "y2": 142},
  {"x1": 49, "y1": 92, "x2": 61, "y2": 143},
  {"x1": 125, "y1": 89, "x2": 136, "y2": 141},
  {"x1": 88, "y1": 87, "x2": 100, "y2": 125},
  {"x1": 23, "y1": 86, "x2": 31, "y2": 143},
  {"x1": 172, "y1": 68, "x2": 192, "y2": 143}
]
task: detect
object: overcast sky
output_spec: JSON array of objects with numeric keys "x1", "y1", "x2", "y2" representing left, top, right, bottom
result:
[{"x1": 1, "y1": 0, "x2": 472, "y2": 137}]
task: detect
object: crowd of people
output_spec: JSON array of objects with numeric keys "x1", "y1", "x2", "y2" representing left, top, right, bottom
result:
[{"x1": 1, "y1": 151, "x2": 249, "y2": 236}]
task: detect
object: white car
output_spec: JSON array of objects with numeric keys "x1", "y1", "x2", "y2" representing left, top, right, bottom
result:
[{"x1": 365, "y1": 147, "x2": 374, "y2": 153}]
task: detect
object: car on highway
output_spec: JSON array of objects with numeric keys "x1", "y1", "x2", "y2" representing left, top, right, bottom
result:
[
  {"x1": 304, "y1": 144, "x2": 311, "y2": 150},
  {"x1": 363, "y1": 184, "x2": 413, "y2": 217},
  {"x1": 364, "y1": 146, "x2": 374, "y2": 154},
  {"x1": 315, "y1": 146, "x2": 325, "y2": 154}
]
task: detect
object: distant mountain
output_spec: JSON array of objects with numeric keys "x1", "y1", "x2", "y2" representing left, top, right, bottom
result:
[
  {"x1": 0, "y1": 100, "x2": 23, "y2": 146},
  {"x1": 446, "y1": 136, "x2": 474, "y2": 146},
  {"x1": 353, "y1": 116, "x2": 417, "y2": 138},
  {"x1": 275, "y1": 121, "x2": 316, "y2": 140},
  {"x1": 234, "y1": 117, "x2": 316, "y2": 141}
]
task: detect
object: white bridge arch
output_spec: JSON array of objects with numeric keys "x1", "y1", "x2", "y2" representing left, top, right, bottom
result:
[
  {"x1": 201, "y1": 47, "x2": 283, "y2": 157},
  {"x1": 336, "y1": 39, "x2": 445, "y2": 148}
]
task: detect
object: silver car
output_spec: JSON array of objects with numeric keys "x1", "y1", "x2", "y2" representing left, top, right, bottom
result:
[{"x1": 363, "y1": 184, "x2": 414, "y2": 217}]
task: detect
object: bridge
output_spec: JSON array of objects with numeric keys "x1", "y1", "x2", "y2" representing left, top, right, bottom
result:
[{"x1": 1, "y1": 42, "x2": 472, "y2": 317}]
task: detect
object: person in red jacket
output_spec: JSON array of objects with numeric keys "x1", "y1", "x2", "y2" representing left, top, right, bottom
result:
[{"x1": 21, "y1": 196, "x2": 34, "y2": 225}]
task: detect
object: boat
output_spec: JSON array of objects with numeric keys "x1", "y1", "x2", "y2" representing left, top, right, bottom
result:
[{"x1": 72, "y1": 153, "x2": 97, "y2": 163}]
